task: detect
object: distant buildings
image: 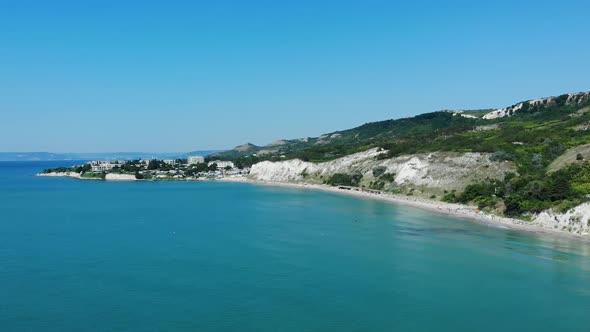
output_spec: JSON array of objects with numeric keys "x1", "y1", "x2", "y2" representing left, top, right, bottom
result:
[
  {"x1": 208, "y1": 160, "x2": 234, "y2": 169},
  {"x1": 87, "y1": 160, "x2": 120, "y2": 172},
  {"x1": 64, "y1": 156, "x2": 248, "y2": 180},
  {"x1": 187, "y1": 156, "x2": 205, "y2": 165}
]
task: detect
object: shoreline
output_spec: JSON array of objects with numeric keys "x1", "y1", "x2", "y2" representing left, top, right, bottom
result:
[
  {"x1": 36, "y1": 172, "x2": 590, "y2": 242},
  {"x1": 219, "y1": 176, "x2": 590, "y2": 242}
]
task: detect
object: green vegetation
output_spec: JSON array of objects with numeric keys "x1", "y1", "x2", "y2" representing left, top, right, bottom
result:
[
  {"x1": 147, "y1": 160, "x2": 169, "y2": 170},
  {"x1": 372, "y1": 166, "x2": 387, "y2": 178},
  {"x1": 73, "y1": 164, "x2": 91, "y2": 173},
  {"x1": 42, "y1": 167, "x2": 69, "y2": 173},
  {"x1": 325, "y1": 173, "x2": 363, "y2": 187},
  {"x1": 81, "y1": 172, "x2": 106, "y2": 179},
  {"x1": 42, "y1": 164, "x2": 91, "y2": 174},
  {"x1": 216, "y1": 93, "x2": 590, "y2": 165},
  {"x1": 368, "y1": 171, "x2": 396, "y2": 190},
  {"x1": 448, "y1": 161, "x2": 590, "y2": 215}
]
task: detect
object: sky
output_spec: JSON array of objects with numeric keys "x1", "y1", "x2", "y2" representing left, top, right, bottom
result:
[{"x1": 1, "y1": 0, "x2": 589, "y2": 152}]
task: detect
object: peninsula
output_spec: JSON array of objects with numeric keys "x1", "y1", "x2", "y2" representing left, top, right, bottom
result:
[{"x1": 39, "y1": 157, "x2": 247, "y2": 181}]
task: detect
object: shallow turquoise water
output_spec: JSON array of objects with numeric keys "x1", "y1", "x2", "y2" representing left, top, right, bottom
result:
[{"x1": 1, "y1": 161, "x2": 590, "y2": 331}]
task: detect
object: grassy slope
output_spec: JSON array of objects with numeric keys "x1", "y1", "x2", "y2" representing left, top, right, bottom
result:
[{"x1": 218, "y1": 94, "x2": 590, "y2": 166}]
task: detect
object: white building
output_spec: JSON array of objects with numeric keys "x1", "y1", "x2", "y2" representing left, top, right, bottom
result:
[
  {"x1": 162, "y1": 159, "x2": 177, "y2": 166},
  {"x1": 91, "y1": 164, "x2": 113, "y2": 172},
  {"x1": 87, "y1": 160, "x2": 118, "y2": 172},
  {"x1": 187, "y1": 156, "x2": 205, "y2": 165},
  {"x1": 208, "y1": 160, "x2": 234, "y2": 169}
]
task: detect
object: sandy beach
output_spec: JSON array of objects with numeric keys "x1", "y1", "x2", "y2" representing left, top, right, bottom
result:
[{"x1": 219, "y1": 176, "x2": 590, "y2": 242}]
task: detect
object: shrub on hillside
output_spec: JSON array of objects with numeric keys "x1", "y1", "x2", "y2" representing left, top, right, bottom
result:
[{"x1": 325, "y1": 173, "x2": 363, "y2": 187}]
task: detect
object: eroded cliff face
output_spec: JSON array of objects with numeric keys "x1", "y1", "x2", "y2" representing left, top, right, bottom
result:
[
  {"x1": 533, "y1": 203, "x2": 590, "y2": 236},
  {"x1": 37, "y1": 172, "x2": 82, "y2": 179},
  {"x1": 105, "y1": 173, "x2": 137, "y2": 181},
  {"x1": 249, "y1": 148, "x2": 515, "y2": 194},
  {"x1": 483, "y1": 92, "x2": 590, "y2": 120}
]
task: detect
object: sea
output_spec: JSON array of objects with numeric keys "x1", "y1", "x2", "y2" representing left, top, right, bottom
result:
[{"x1": 1, "y1": 161, "x2": 590, "y2": 331}]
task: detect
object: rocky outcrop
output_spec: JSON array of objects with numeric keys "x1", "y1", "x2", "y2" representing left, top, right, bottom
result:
[
  {"x1": 249, "y1": 148, "x2": 516, "y2": 194},
  {"x1": 37, "y1": 172, "x2": 82, "y2": 179},
  {"x1": 250, "y1": 149, "x2": 383, "y2": 182},
  {"x1": 483, "y1": 92, "x2": 590, "y2": 120},
  {"x1": 534, "y1": 203, "x2": 590, "y2": 235},
  {"x1": 105, "y1": 173, "x2": 137, "y2": 181}
]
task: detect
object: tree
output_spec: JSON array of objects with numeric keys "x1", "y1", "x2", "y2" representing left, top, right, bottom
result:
[
  {"x1": 325, "y1": 173, "x2": 363, "y2": 186},
  {"x1": 148, "y1": 160, "x2": 160, "y2": 170},
  {"x1": 73, "y1": 164, "x2": 91, "y2": 173},
  {"x1": 195, "y1": 163, "x2": 208, "y2": 172},
  {"x1": 372, "y1": 166, "x2": 387, "y2": 178}
]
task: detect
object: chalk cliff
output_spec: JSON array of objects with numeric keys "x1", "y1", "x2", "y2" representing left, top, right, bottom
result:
[
  {"x1": 105, "y1": 173, "x2": 137, "y2": 181},
  {"x1": 483, "y1": 92, "x2": 590, "y2": 119},
  {"x1": 249, "y1": 148, "x2": 515, "y2": 194},
  {"x1": 533, "y1": 203, "x2": 590, "y2": 236}
]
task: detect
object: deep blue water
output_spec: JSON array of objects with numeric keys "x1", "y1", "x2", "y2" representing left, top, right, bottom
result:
[{"x1": 1, "y1": 161, "x2": 590, "y2": 331}]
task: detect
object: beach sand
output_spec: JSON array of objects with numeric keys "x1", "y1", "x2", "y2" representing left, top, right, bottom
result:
[{"x1": 219, "y1": 176, "x2": 590, "y2": 242}]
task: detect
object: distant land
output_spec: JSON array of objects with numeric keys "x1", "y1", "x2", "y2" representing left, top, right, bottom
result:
[{"x1": 0, "y1": 151, "x2": 222, "y2": 162}]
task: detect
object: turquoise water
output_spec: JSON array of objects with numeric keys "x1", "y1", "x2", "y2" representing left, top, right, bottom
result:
[{"x1": 1, "y1": 161, "x2": 590, "y2": 331}]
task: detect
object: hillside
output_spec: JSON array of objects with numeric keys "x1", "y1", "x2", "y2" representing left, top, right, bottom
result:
[
  {"x1": 249, "y1": 149, "x2": 516, "y2": 196},
  {"x1": 216, "y1": 92, "x2": 590, "y2": 165},
  {"x1": 220, "y1": 91, "x2": 590, "y2": 232}
]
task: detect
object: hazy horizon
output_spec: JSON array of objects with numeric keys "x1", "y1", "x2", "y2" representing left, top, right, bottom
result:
[{"x1": 0, "y1": 151, "x2": 222, "y2": 160}]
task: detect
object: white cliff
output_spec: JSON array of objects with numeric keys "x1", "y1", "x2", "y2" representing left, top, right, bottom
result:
[
  {"x1": 37, "y1": 172, "x2": 82, "y2": 179},
  {"x1": 483, "y1": 92, "x2": 590, "y2": 120},
  {"x1": 533, "y1": 203, "x2": 590, "y2": 236},
  {"x1": 249, "y1": 149, "x2": 384, "y2": 182},
  {"x1": 249, "y1": 148, "x2": 515, "y2": 193},
  {"x1": 105, "y1": 173, "x2": 137, "y2": 181}
]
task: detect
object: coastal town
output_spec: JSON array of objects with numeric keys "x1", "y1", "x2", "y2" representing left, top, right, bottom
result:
[{"x1": 39, "y1": 156, "x2": 250, "y2": 181}]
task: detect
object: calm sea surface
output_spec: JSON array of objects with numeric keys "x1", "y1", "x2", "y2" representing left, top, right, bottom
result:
[{"x1": 1, "y1": 161, "x2": 590, "y2": 331}]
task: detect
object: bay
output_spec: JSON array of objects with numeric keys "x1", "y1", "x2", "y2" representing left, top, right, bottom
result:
[{"x1": 1, "y1": 161, "x2": 589, "y2": 331}]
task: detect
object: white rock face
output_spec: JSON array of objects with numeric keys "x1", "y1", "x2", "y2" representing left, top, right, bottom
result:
[
  {"x1": 105, "y1": 173, "x2": 137, "y2": 181},
  {"x1": 37, "y1": 172, "x2": 81, "y2": 179},
  {"x1": 534, "y1": 203, "x2": 590, "y2": 235},
  {"x1": 375, "y1": 152, "x2": 511, "y2": 190},
  {"x1": 448, "y1": 110, "x2": 478, "y2": 119},
  {"x1": 250, "y1": 149, "x2": 384, "y2": 182},
  {"x1": 249, "y1": 148, "x2": 514, "y2": 192},
  {"x1": 483, "y1": 92, "x2": 590, "y2": 120},
  {"x1": 483, "y1": 102, "x2": 526, "y2": 119}
]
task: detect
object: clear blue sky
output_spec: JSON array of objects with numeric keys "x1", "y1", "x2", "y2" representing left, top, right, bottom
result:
[{"x1": 1, "y1": 0, "x2": 589, "y2": 152}]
